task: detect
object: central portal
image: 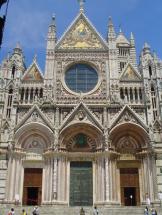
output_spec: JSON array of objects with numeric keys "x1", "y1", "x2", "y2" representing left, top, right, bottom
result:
[{"x1": 70, "y1": 161, "x2": 93, "y2": 206}]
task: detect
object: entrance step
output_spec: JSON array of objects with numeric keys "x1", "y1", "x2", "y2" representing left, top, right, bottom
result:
[{"x1": 0, "y1": 206, "x2": 162, "y2": 215}]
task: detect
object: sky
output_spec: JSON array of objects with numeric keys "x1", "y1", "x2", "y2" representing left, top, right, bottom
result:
[{"x1": 0, "y1": 0, "x2": 162, "y2": 71}]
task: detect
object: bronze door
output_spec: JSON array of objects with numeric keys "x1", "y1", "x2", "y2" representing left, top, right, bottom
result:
[
  {"x1": 70, "y1": 161, "x2": 93, "y2": 206},
  {"x1": 23, "y1": 168, "x2": 42, "y2": 205}
]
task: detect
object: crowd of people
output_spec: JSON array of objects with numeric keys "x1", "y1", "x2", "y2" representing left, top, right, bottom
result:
[
  {"x1": 7, "y1": 206, "x2": 39, "y2": 215},
  {"x1": 144, "y1": 206, "x2": 158, "y2": 215}
]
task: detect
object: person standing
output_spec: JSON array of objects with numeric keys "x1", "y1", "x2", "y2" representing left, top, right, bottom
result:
[
  {"x1": 8, "y1": 208, "x2": 15, "y2": 215},
  {"x1": 151, "y1": 208, "x2": 156, "y2": 215},
  {"x1": 144, "y1": 206, "x2": 149, "y2": 215},
  {"x1": 32, "y1": 206, "x2": 39, "y2": 215},
  {"x1": 146, "y1": 193, "x2": 151, "y2": 207},
  {"x1": 93, "y1": 206, "x2": 99, "y2": 215},
  {"x1": 21, "y1": 209, "x2": 27, "y2": 215}
]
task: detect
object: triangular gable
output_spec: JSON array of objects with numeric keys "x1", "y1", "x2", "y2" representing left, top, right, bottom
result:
[
  {"x1": 56, "y1": 13, "x2": 108, "y2": 50},
  {"x1": 22, "y1": 61, "x2": 43, "y2": 82},
  {"x1": 120, "y1": 64, "x2": 142, "y2": 82},
  {"x1": 60, "y1": 102, "x2": 103, "y2": 132},
  {"x1": 15, "y1": 105, "x2": 53, "y2": 132},
  {"x1": 153, "y1": 120, "x2": 162, "y2": 132},
  {"x1": 110, "y1": 105, "x2": 148, "y2": 131},
  {"x1": 5, "y1": 80, "x2": 15, "y2": 89},
  {"x1": 2, "y1": 120, "x2": 10, "y2": 130}
]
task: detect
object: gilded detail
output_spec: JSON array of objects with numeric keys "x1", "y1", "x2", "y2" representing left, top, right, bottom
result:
[
  {"x1": 121, "y1": 65, "x2": 140, "y2": 81},
  {"x1": 23, "y1": 64, "x2": 43, "y2": 81},
  {"x1": 59, "y1": 19, "x2": 103, "y2": 49}
]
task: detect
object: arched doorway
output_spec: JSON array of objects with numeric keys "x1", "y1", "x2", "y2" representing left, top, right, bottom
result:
[
  {"x1": 59, "y1": 123, "x2": 103, "y2": 206},
  {"x1": 5, "y1": 122, "x2": 54, "y2": 205},
  {"x1": 109, "y1": 122, "x2": 151, "y2": 206}
]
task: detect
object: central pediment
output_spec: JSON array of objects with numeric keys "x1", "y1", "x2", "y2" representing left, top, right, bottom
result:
[{"x1": 56, "y1": 13, "x2": 108, "y2": 50}]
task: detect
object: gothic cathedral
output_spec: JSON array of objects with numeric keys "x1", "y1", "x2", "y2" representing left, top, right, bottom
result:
[{"x1": 0, "y1": 6, "x2": 162, "y2": 207}]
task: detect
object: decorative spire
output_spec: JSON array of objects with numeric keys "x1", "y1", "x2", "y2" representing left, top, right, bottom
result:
[
  {"x1": 153, "y1": 51, "x2": 158, "y2": 61},
  {"x1": 143, "y1": 42, "x2": 151, "y2": 55},
  {"x1": 14, "y1": 42, "x2": 22, "y2": 54},
  {"x1": 46, "y1": 15, "x2": 57, "y2": 50},
  {"x1": 119, "y1": 25, "x2": 123, "y2": 34},
  {"x1": 108, "y1": 16, "x2": 116, "y2": 40},
  {"x1": 130, "y1": 32, "x2": 135, "y2": 46},
  {"x1": 50, "y1": 14, "x2": 56, "y2": 27},
  {"x1": 78, "y1": 0, "x2": 85, "y2": 13}
]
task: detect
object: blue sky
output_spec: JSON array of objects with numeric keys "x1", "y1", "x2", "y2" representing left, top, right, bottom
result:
[{"x1": 0, "y1": 0, "x2": 162, "y2": 71}]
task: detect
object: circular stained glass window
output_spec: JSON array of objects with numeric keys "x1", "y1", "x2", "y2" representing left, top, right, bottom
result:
[{"x1": 65, "y1": 63, "x2": 98, "y2": 93}]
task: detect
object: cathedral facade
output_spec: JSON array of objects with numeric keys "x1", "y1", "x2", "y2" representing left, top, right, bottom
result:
[{"x1": 0, "y1": 6, "x2": 162, "y2": 207}]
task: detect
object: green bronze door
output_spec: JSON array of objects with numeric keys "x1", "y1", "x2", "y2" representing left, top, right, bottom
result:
[{"x1": 70, "y1": 161, "x2": 93, "y2": 206}]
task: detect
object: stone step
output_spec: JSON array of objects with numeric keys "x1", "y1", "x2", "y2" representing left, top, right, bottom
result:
[{"x1": 0, "y1": 206, "x2": 162, "y2": 215}]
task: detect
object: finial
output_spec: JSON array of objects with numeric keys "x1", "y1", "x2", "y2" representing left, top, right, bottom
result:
[
  {"x1": 14, "y1": 42, "x2": 22, "y2": 54},
  {"x1": 52, "y1": 13, "x2": 55, "y2": 20},
  {"x1": 33, "y1": 54, "x2": 37, "y2": 62},
  {"x1": 108, "y1": 16, "x2": 113, "y2": 26},
  {"x1": 78, "y1": 0, "x2": 85, "y2": 13},
  {"x1": 108, "y1": 16, "x2": 116, "y2": 40},
  {"x1": 50, "y1": 13, "x2": 56, "y2": 27},
  {"x1": 16, "y1": 42, "x2": 21, "y2": 49},
  {"x1": 143, "y1": 42, "x2": 150, "y2": 49},
  {"x1": 119, "y1": 25, "x2": 122, "y2": 34},
  {"x1": 130, "y1": 32, "x2": 135, "y2": 46}
]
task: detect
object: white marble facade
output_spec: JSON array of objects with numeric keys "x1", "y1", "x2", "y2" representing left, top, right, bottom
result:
[{"x1": 0, "y1": 7, "x2": 162, "y2": 207}]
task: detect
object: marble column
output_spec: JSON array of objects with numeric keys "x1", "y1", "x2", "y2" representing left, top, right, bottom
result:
[
  {"x1": 42, "y1": 157, "x2": 53, "y2": 203},
  {"x1": 5, "y1": 153, "x2": 24, "y2": 203},
  {"x1": 52, "y1": 158, "x2": 58, "y2": 201},
  {"x1": 109, "y1": 158, "x2": 119, "y2": 204},
  {"x1": 141, "y1": 154, "x2": 157, "y2": 203},
  {"x1": 95, "y1": 157, "x2": 105, "y2": 203},
  {"x1": 105, "y1": 157, "x2": 110, "y2": 202},
  {"x1": 57, "y1": 157, "x2": 67, "y2": 204}
]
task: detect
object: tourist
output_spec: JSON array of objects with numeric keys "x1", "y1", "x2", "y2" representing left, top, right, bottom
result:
[
  {"x1": 93, "y1": 206, "x2": 99, "y2": 215},
  {"x1": 8, "y1": 208, "x2": 15, "y2": 215},
  {"x1": 144, "y1": 206, "x2": 149, "y2": 215},
  {"x1": 32, "y1": 206, "x2": 39, "y2": 215},
  {"x1": 21, "y1": 209, "x2": 27, "y2": 215},
  {"x1": 146, "y1": 194, "x2": 151, "y2": 207},
  {"x1": 151, "y1": 208, "x2": 158, "y2": 215}
]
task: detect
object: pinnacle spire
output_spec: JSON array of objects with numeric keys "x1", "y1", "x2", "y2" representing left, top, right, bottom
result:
[
  {"x1": 108, "y1": 16, "x2": 116, "y2": 40},
  {"x1": 130, "y1": 32, "x2": 135, "y2": 46},
  {"x1": 50, "y1": 14, "x2": 56, "y2": 27},
  {"x1": 46, "y1": 14, "x2": 57, "y2": 50},
  {"x1": 143, "y1": 42, "x2": 151, "y2": 55},
  {"x1": 14, "y1": 42, "x2": 22, "y2": 54}
]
